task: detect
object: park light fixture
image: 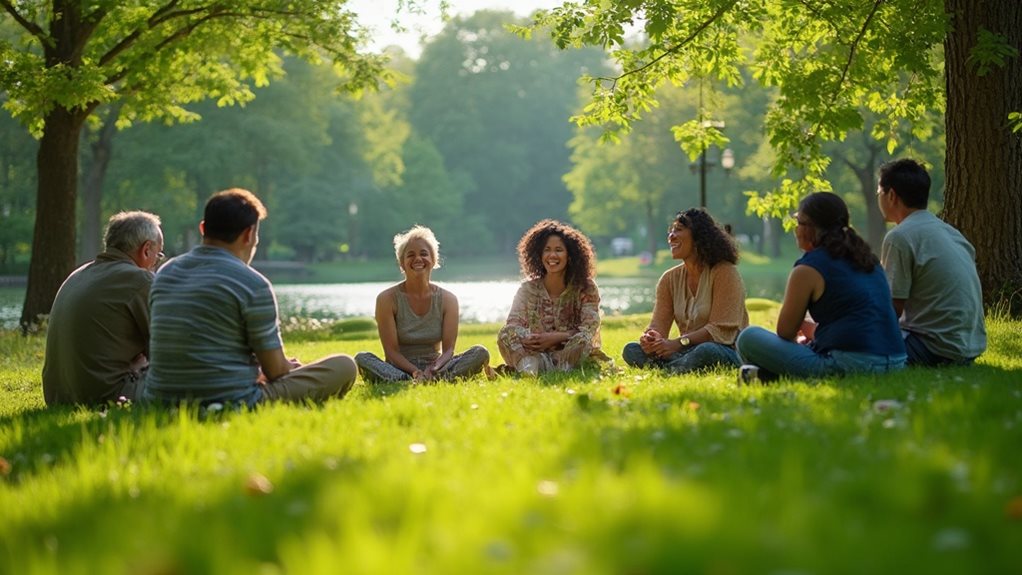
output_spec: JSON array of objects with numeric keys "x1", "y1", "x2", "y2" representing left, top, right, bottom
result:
[{"x1": 689, "y1": 122, "x2": 736, "y2": 208}]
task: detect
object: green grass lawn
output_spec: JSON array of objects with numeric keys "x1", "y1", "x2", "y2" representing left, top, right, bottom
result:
[{"x1": 2, "y1": 309, "x2": 1021, "y2": 574}]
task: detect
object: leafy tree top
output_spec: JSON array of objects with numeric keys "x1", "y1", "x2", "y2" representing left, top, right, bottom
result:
[
  {"x1": 0, "y1": 0, "x2": 394, "y2": 133},
  {"x1": 521, "y1": 0, "x2": 951, "y2": 217}
]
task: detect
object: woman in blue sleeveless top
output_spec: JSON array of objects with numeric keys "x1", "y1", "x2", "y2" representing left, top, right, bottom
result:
[
  {"x1": 736, "y1": 193, "x2": 906, "y2": 380},
  {"x1": 355, "y1": 226, "x2": 490, "y2": 383}
]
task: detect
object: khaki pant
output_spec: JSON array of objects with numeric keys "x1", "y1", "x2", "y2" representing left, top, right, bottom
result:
[{"x1": 260, "y1": 354, "x2": 358, "y2": 403}]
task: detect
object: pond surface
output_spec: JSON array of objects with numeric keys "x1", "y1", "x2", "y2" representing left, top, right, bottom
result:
[
  {"x1": 275, "y1": 278, "x2": 655, "y2": 324},
  {"x1": 0, "y1": 278, "x2": 656, "y2": 329}
]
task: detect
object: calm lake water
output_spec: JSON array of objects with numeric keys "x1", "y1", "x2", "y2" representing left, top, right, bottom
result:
[
  {"x1": 0, "y1": 278, "x2": 657, "y2": 329},
  {"x1": 1, "y1": 273, "x2": 789, "y2": 329}
]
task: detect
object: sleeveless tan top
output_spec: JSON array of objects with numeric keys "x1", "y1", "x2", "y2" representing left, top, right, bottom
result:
[{"x1": 395, "y1": 287, "x2": 443, "y2": 360}]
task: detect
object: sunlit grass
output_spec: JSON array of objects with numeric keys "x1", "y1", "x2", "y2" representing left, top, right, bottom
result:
[{"x1": 1, "y1": 312, "x2": 1020, "y2": 573}]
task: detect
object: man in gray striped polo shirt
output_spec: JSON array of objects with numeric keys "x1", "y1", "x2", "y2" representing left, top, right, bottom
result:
[{"x1": 143, "y1": 188, "x2": 357, "y2": 406}]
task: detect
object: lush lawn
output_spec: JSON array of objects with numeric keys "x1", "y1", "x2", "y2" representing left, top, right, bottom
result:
[{"x1": 1, "y1": 309, "x2": 1020, "y2": 574}]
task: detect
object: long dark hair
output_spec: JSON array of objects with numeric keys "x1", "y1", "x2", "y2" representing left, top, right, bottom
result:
[
  {"x1": 798, "y1": 192, "x2": 878, "y2": 273},
  {"x1": 517, "y1": 219, "x2": 596, "y2": 288},
  {"x1": 675, "y1": 208, "x2": 739, "y2": 267}
]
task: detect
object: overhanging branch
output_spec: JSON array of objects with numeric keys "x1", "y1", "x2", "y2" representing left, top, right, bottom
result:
[
  {"x1": 0, "y1": 0, "x2": 46, "y2": 42},
  {"x1": 599, "y1": 0, "x2": 738, "y2": 84},
  {"x1": 833, "y1": 0, "x2": 884, "y2": 98}
]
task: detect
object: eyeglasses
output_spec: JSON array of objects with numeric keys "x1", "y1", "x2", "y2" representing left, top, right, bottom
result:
[
  {"x1": 157, "y1": 252, "x2": 166, "y2": 263},
  {"x1": 790, "y1": 213, "x2": 811, "y2": 227}
]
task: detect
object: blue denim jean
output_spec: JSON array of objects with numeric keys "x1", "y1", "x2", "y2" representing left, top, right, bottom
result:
[
  {"x1": 903, "y1": 332, "x2": 974, "y2": 367},
  {"x1": 736, "y1": 326, "x2": 906, "y2": 379},
  {"x1": 622, "y1": 341, "x2": 741, "y2": 374}
]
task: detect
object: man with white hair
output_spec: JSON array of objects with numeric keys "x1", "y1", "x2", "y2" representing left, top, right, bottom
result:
[{"x1": 43, "y1": 211, "x2": 164, "y2": 405}]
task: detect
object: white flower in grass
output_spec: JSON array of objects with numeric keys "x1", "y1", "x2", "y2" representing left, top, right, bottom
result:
[
  {"x1": 536, "y1": 480, "x2": 559, "y2": 497},
  {"x1": 873, "y1": 399, "x2": 903, "y2": 412},
  {"x1": 409, "y1": 443, "x2": 428, "y2": 454}
]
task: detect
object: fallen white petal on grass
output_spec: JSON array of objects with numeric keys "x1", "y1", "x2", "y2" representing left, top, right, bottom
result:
[
  {"x1": 537, "y1": 480, "x2": 559, "y2": 497},
  {"x1": 873, "y1": 399, "x2": 903, "y2": 412}
]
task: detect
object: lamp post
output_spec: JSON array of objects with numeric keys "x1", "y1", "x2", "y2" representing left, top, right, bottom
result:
[
  {"x1": 691, "y1": 122, "x2": 735, "y2": 209},
  {"x1": 347, "y1": 201, "x2": 358, "y2": 257}
]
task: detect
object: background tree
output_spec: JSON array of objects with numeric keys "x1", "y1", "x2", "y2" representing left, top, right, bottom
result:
[
  {"x1": 566, "y1": 77, "x2": 773, "y2": 255},
  {"x1": 0, "y1": 109, "x2": 35, "y2": 272},
  {"x1": 0, "y1": 0, "x2": 391, "y2": 329},
  {"x1": 410, "y1": 10, "x2": 608, "y2": 252},
  {"x1": 529, "y1": 0, "x2": 1021, "y2": 312},
  {"x1": 79, "y1": 102, "x2": 122, "y2": 261},
  {"x1": 104, "y1": 56, "x2": 377, "y2": 262}
]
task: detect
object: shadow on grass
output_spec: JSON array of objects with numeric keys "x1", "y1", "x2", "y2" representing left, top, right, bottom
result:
[{"x1": 0, "y1": 457, "x2": 369, "y2": 574}]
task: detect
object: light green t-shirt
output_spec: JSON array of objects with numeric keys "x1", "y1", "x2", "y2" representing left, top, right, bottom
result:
[{"x1": 880, "y1": 210, "x2": 986, "y2": 362}]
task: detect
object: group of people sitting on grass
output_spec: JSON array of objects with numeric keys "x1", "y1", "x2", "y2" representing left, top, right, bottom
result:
[{"x1": 41, "y1": 158, "x2": 986, "y2": 407}]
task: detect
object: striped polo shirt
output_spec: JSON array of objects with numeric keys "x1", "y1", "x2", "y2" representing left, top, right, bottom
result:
[{"x1": 142, "y1": 245, "x2": 282, "y2": 406}]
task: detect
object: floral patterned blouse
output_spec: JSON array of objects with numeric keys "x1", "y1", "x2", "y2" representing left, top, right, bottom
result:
[{"x1": 497, "y1": 278, "x2": 603, "y2": 370}]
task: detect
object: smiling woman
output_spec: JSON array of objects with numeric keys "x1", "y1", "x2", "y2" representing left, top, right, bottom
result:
[
  {"x1": 496, "y1": 219, "x2": 611, "y2": 376},
  {"x1": 354, "y1": 225, "x2": 491, "y2": 383},
  {"x1": 621, "y1": 208, "x2": 749, "y2": 375}
]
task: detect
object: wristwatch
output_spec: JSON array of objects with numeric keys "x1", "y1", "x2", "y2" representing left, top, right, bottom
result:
[{"x1": 679, "y1": 336, "x2": 691, "y2": 347}]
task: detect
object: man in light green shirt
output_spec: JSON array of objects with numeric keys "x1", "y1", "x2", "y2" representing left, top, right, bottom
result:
[{"x1": 877, "y1": 159, "x2": 986, "y2": 365}]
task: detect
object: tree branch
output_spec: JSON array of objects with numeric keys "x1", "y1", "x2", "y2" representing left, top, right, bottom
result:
[
  {"x1": 833, "y1": 0, "x2": 884, "y2": 100},
  {"x1": 98, "y1": 1, "x2": 207, "y2": 67},
  {"x1": 103, "y1": 11, "x2": 222, "y2": 85},
  {"x1": 0, "y1": 0, "x2": 46, "y2": 42},
  {"x1": 794, "y1": 0, "x2": 841, "y2": 36},
  {"x1": 98, "y1": 3, "x2": 317, "y2": 69},
  {"x1": 599, "y1": 0, "x2": 737, "y2": 83}
]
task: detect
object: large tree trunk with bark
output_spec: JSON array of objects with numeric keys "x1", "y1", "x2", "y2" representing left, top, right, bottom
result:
[
  {"x1": 943, "y1": 0, "x2": 1022, "y2": 315},
  {"x1": 20, "y1": 108, "x2": 87, "y2": 330},
  {"x1": 79, "y1": 104, "x2": 122, "y2": 261}
]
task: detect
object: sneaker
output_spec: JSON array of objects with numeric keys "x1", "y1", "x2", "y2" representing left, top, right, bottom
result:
[
  {"x1": 493, "y1": 364, "x2": 516, "y2": 377},
  {"x1": 738, "y1": 364, "x2": 760, "y2": 384}
]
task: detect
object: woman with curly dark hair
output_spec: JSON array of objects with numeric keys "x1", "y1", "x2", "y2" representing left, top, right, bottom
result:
[
  {"x1": 622, "y1": 208, "x2": 749, "y2": 373},
  {"x1": 497, "y1": 219, "x2": 608, "y2": 376},
  {"x1": 736, "y1": 193, "x2": 906, "y2": 380}
]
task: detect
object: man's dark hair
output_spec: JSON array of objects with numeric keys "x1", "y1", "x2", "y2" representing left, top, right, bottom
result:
[
  {"x1": 878, "y1": 158, "x2": 930, "y2": 209},
  {"x1": 203, "y1": 188, "x2": 267, "y2": 243}
]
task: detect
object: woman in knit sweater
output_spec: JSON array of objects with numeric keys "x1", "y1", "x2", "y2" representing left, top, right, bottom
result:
[{"x1": 622, "y1": 208, "x2": 749, "y2": 373}]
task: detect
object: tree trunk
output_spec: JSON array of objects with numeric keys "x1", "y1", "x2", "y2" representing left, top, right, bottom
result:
[
  {"x1": 79, "y1": 104, "x2": 122, "y2": 261},
  {"x1": 763, "y1": 216, "x2": 782, "y2": 257},
  {"x1": 20, "y1": 107, "x2": 87, "y2": 330},
  {"x1": 846, "y1": 143, "x2": 885, "y2": 253},
  {"x1": 943, "y1": 0, "x2": 1022, "y2": 315}
]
